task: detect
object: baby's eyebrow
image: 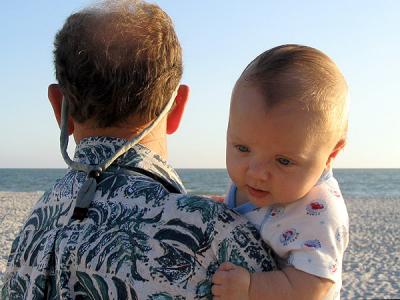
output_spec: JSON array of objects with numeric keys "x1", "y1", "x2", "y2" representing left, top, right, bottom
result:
[{"x1": 227, "y1": 131, "x2": 242, "y2": 140}]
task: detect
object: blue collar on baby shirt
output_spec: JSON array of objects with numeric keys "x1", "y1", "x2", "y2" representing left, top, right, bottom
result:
[
  {"x1": 226, "y1": 184, "x2": 257, "y2": 214},
  {"x1": 226, "y1": 168, "x2": 333, "y2": 213}
]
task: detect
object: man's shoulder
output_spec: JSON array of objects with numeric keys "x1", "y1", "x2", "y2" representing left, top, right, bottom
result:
[
  {"x1": 164, "y1": 193, "x2": 248, "y2": 226},
  {"x1": 166, "y1": 194, "x2": 226, "y2": 213}
]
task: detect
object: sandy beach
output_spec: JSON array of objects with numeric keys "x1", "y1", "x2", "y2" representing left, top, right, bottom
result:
[{"x1": 0, "y1": 191, "x2": 399, "y2": 298}]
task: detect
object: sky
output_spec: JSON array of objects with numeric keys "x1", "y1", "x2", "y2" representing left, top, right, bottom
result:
[{"x1": 0, "y1": 1, "x2": 399, "y2": 168}]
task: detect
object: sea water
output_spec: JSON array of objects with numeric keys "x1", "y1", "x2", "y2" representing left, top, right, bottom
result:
[{"x1": 0, "y1": 168, "x2": 399, "y2": 200}]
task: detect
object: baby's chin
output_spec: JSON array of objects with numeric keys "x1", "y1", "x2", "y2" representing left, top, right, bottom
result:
[{"x1": 246, "y1": 191, "x2": 275, "y2": 208}]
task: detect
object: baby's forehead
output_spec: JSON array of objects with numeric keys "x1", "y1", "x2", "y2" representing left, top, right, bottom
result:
[
  {"x1": 231, "y1": 81, "x2": 345, "y2": 135},
  {"x1": 233, "y1": 105, "x2": 336, "y2": 143}
]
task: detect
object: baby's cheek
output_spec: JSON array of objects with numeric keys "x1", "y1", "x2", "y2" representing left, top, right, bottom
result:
[
  {"x1": 282, "y1": 179, "x2": 310, "y2": 201},
  {"x1": 226, "y1": 159, "x2": 243, "y2": 183}
]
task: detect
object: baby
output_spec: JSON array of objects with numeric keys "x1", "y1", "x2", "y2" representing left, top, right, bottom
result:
[{"x1": 212, "y1": 45, "x2": 349, "y2": 300}]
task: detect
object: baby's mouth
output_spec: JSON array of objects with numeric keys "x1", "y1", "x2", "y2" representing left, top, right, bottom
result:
[{"x1": 246, "y1": 185, "x2": 270, "y2": 198}]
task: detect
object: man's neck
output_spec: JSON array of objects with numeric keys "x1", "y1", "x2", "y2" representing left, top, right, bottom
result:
[{"x1": 72, "y1": 120, "x2": 168, "y2": 160}]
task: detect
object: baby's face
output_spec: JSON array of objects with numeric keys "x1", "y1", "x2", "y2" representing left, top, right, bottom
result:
[{"x1": 226, "y1": 82, "x2": 335, "y2": 207}]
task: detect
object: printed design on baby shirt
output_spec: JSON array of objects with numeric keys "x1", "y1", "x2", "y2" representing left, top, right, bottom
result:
[
  {"x1": 303, "y1": 239, "x2": 322, "y2": 249},
  {"x1": 280, "y1": 228, "x2": 299, "y2": 246},
  {"x1": 268, "y1": 205, "x2": 285, "y2": 218},
  {"x1": 335, "y1": 225, "x2": 348, "y2": 243},
  {"x1": 329, "y1": 189, "x2": 342, "y2": 198},
  {"x1": 306, "y1": 199, "x2": 327, "y2": 216},
  {"x1": 329, "y1": 260, "x2": 338, "y2": 273}
]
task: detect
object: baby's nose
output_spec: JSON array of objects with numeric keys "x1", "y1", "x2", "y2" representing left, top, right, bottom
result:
[{"x1": 248, "y1": 160, "x2": 271, "y2": 182}]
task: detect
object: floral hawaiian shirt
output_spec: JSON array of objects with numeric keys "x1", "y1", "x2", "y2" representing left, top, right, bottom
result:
[{"x1": 2, "y1": 137, "x2": 276, "y2": 299}]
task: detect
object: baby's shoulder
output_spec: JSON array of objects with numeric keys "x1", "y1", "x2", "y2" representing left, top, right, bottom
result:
[
  {"x1": 273, "y1": 179, "x2": 347, "y2": 227},
  {"x1": 304, "y1": 177, "x2": 346, "y2": 212}
]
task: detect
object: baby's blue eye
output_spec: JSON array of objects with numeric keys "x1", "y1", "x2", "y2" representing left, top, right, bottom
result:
[
  {"x1": 277, "y1": 157, "x2": 292, "y2": 166},
  {"x1": 236, "y1": 145, "x2": 249, "y2": 153}
]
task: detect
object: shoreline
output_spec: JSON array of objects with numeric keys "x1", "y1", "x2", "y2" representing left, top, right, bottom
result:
[{"x1": 1, "y1": 191, "x2": 399, "y2": 298}]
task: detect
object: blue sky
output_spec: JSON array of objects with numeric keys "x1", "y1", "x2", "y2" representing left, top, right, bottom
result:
[{"x1": 1, "y1": 1, "x2": 399, "y2": 168}]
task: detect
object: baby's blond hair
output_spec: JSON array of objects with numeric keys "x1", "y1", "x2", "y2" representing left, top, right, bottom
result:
[{"x1": 240, "y1": 44, "x2": 348, "y2": 143}]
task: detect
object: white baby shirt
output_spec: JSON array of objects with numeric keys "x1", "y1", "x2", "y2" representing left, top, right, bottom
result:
[{"x1": 225, "y1": 170, "x2": 349, "y2": 300}]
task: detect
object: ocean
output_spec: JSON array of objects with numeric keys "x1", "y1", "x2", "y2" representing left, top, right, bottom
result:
[{"x1": 0, "y1": 168, "x2": 399, "y2": 200}]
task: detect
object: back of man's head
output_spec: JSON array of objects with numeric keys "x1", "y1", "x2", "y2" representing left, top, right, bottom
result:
[{"x1": 54, "y1": 0, "x2": 182, "y2": 128}]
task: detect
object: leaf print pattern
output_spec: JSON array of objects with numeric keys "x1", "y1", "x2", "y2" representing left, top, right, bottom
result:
[
  {"x1": 81, "y1": 228, "x2": 149, "y2": 281},
  {"x1": 195, "y1": 280, "x2": 212, "y2": 300},
  {"x1": 53, "y1": 170, "x2": 82, "y2": 200},
  {"x1": 2, "y1": 137, "x2": 276, "y2": 299},
  {"x1": 177, "y1": 196, "x2": 220, "y2": 223},
  {"x1": 97, "y1": 172, "x2": 128, "y2": 199},
  {"x1": 2, "y1": 272, "x2": 29, "y2": 300},
  {"x1": 124, "y1": 177, "x2": 169, "y2": 207},
  {"x1": 148, "y1": 293, "x2": 184, "y2": 300},
  {"x1": 152, "y1": 242, "x2": 197, "y2": 286},
  {"x1": 154, "y1": 219, "x2": 214, "y2": 255},
  {"x1": 73, "y1": 272, "x2": 139, "y2": 300}
]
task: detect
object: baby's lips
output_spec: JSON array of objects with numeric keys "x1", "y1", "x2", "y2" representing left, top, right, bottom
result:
[{"x1": 247, "y1": 185, "x2": 270, "y2": 198}]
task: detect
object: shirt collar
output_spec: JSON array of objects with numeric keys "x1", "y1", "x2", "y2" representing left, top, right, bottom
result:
[
  {"x1": 315, "y1": 168, "x2": 333, "y2": 186},
  {"x1": 73, "y1": 136, "x2": 186, "y2": 194}
]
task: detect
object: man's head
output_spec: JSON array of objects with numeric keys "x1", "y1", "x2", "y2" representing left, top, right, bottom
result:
[
  {"x1": 53, "y1": 0, "x2": 183, "y2": 128},
  {"x1": 226, "y1": 45, "x2": 348, "y2": 207}
]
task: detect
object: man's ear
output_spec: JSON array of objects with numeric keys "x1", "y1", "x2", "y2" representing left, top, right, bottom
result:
[
  {"x1": 167, "y1": 84, "x2": 189, "y2": 135},
  {"x1": 48, "y1": 84, "x2": 74, "y2": 135},
  {"x1": 326, "y1": 139, "x2": 346, "y2": 168}
]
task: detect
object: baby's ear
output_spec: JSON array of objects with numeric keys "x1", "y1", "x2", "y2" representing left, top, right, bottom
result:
[{"x1": 326, "y1": 139, "x2": 346, "y2": 167}]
